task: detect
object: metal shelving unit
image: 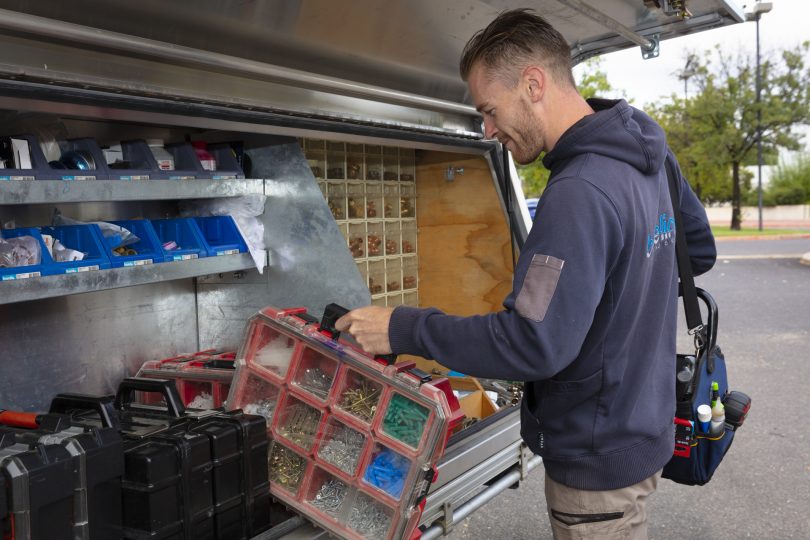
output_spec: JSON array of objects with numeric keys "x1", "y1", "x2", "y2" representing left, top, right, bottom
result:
[
  {"x1": 0, "y1": 253, "x2": 255, "y2": 305},
  {"x1": 0, "y1": 178, "x2": 264, "y2": 204}
]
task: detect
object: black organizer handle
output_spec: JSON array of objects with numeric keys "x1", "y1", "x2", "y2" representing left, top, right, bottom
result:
[
  {"x1": 49, "y1": 393, "x2": 121, "y2": 429},
  {"x1": 114, "y1": 377, "x2": 186, "y2": 418},
  {"x1": 321, "y1": 303, "x2": 350, "y2": 339}
]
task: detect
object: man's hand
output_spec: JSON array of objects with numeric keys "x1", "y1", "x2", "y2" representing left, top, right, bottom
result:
[{"x1": 335, "y1": 306, "x2": 394, "y2": 355}]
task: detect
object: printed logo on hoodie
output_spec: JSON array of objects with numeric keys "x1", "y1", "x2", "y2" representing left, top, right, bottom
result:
[{"x1": 646, "y1": 212, "x2": 676, "y2": 257}]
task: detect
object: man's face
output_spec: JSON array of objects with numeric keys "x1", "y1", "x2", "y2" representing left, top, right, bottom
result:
[{"x1": 467, "y1": 63, "x2": 545, "y2": 164}]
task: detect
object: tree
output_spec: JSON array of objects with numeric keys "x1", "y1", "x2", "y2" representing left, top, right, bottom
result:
[
  {"x1": 759, "y1": 154, "x2": 810, "y2": 205},
  {"x1": 655, "y1": 43, "x2": 810, "y2": 229},
  {"x1": 518, "y1": 57, "x2": 618, "y2": 197}
]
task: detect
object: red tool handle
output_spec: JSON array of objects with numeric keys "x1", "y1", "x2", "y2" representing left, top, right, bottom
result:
[{"x1": 0, "y1": 410, "x2": 40, "y2": 429}]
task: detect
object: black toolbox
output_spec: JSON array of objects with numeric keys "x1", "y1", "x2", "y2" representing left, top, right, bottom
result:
[
  {"x1": 187, "y1": 411, "x2": 271, "y2": 539},
  {"x1": 0, "y1": 429, "x2": 75, "y2": 540},
  {"x1": 0, "y1": 412, "x2": 124, "y2": 540},
  {"x1": 52, "y1": 378, "x2": 215, "y2": 540},
  {"x1": 51, "y1": 377, "x2": 270, "y2": 539}
]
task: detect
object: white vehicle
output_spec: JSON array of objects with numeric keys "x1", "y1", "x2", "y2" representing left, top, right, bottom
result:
[{"x1": 0, "y1": 1, "x2": 745, "y2": 538}]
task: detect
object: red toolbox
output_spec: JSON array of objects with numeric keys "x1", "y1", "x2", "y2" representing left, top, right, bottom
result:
[
  {"x1": 226, "y1": 304, "x2": 464, "y2": 540},
  {"x1": 136, "y1": 351, "x2": 236, "y2": 409}
]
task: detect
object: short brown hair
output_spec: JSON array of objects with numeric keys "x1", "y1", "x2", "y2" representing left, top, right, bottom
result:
[{"x1": 460, "y1": 8, "x2": 575, "y2": 88}]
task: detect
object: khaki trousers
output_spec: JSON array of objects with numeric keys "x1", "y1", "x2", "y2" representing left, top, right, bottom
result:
[{"x1": 544, "y1": 470, "x2": 662, "y2": 540}]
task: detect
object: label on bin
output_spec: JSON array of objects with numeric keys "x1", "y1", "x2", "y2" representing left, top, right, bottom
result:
[
  {"x1": 216, "y1": 249, "x2": 240, "y2": 256},
  {"x1": 124, "y1": 259, "x2": 153, "y2": 267},
  {"x1": 66, "y1": 265, "x2": 100, "y2": 273},
  {"x1": 118, "y1": 175, "x2": 150, "y2": 180},
  {"x1": 2, "y1": 271, "x2": 41, "y2": 280},
  {"x1": 60, "y1": 175, "x2": 95, "y2": 181},
  {"x1": 1, "y1": 175, "x2": 35, "y2": 180},
  {"x1": 171, "y1": 254, "x2": 199, "y2": 261}
]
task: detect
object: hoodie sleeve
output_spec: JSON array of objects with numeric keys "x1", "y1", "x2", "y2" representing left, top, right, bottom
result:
[
  {"x1": 672, "y1": 155, "x2": 717, "y2": 276},
  {"x1": 388, "y1": 177, "x2": 622, "y2": 381}
]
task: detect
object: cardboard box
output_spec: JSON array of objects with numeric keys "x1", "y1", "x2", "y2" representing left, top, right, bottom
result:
[{"x1": 447, "y1": 376, "x2": 497, "y2": 420}]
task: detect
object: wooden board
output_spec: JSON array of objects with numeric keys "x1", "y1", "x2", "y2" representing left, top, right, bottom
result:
[{"x1": 415, "y1": 152, "x2": 514, "y2": 316}]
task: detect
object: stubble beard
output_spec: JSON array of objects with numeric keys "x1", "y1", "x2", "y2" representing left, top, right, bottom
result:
[{"x1": 510, "y1": 100, "x2": 545, "y2": 165}]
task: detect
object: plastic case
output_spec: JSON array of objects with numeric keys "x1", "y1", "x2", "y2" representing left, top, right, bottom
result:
[
  {"x1": 136, "y1": 351, "x2": 236, "y2": 409},
  {"x1": 48, "y1": 381, "x2": 219, "y2": 540},
  {"x1": 1, "y1": 415, "x2": 124, "y2": 540},
  {"x1": 0, "y1": 430, "x2": 75, "y2": 540},
  {"x1": 226, "y1": 306, "x2": 464, "y2": 540}
]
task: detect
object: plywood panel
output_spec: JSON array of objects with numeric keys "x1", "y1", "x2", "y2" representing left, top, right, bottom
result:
[{"x1": 415, "y1": 152, "x2": 513, "y2": 317}]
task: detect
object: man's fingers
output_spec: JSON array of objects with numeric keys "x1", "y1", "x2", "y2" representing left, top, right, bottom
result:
[{"x1": 334, "y1": 313, "x2": 353, "y2": 332}]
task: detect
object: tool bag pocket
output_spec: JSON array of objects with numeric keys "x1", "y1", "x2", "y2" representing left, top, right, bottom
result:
[{"x1": 664, "y1": 416, "x2": 735, "y2": 486}]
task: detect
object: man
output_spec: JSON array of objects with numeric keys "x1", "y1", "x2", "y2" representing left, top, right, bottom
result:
[{"x1": 336, "y1": 9, "x2": 716, "y2": 539}]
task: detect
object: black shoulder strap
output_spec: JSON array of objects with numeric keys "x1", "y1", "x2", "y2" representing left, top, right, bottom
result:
[{"x1": 664, "y1": 157, "x2": 704, "y2": 335}]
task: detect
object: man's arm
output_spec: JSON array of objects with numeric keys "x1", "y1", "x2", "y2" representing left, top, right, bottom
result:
[
  {"x1": 673, "y1": 155, "x2": 717, "y2": 276},
  {"x1": 337, "y1": 178, "x2": 622, "y2": 382}
]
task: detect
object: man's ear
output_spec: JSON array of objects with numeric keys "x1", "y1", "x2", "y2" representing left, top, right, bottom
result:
[{"x1": 523, "y1": 66, "x2": 546, "y2": 103}]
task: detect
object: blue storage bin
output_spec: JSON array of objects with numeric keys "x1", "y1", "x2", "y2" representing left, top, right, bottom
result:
[
  {"x1": 103, "y1": 220, "x2": 166, "y2": 267},
  {"x1": 194, "y1": 216, "x2": 248, "y2": 257},
  {"x1": 0, "y1": 134, "x2": 65, "y2": 180},
  {"x1": 0, "y1": 227, "x2": 56, "y2": 279},
  {"x1": 55, "y1": 138, "x2": 111, "y2": 180},
  {"x1": 206, "y1": 143, "x2": 245, "y2": 179},
  {"x1": 40, "y1": 224, "x2": 112, "y2": 274},
  {"x1": 151, "y1": 218, "x2": 208, "y2": 261},
  {"x1": 163, "y1": 142, "x2": 202, "y2": 180},
  {"x1": 104, "y1": 139, "x2": 161, "y2": 180}
]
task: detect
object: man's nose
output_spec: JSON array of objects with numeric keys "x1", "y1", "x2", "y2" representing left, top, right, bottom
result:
[{"x1": 483, "y1": 117, "x2": 498, "y2": 140}]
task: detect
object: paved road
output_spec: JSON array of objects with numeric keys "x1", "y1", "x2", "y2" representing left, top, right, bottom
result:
[{"x1": 448, "y1": 237, "x2": 810, "y2": 540}]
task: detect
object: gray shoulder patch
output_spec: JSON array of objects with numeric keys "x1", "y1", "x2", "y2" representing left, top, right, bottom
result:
[{"x1": 515, "y1": 254, "x2": 565, "y2": 322}]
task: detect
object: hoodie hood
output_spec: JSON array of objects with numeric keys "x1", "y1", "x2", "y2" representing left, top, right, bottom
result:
[{"x1": 543, "y1": 98, "x2": 666, "y2": 175}]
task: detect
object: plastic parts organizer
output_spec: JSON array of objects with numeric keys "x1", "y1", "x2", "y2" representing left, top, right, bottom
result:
[
  {"x1": 136, "y1": 349, "x2": 236, "y2": 409},
  {"x1": 227, "y1": 305, "x2": 464, "y2": 540}
]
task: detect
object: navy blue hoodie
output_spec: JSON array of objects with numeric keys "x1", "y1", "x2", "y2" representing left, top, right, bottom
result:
[{"x1": 389, "y1": 99, "x2": 716, "y2": 490}]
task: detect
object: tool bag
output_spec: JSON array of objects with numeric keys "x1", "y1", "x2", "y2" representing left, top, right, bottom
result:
[{"x1": 661, "y1": 158, "x2": 750, "y2": 486}]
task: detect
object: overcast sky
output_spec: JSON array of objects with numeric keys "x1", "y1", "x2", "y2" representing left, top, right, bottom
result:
[{"x1": 576, "y1": 0, "x2": 809, "y2": 108}]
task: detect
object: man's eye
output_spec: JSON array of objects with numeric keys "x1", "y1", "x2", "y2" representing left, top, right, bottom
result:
[{"x1": 486, "y1": 109, "x2": 495, "y2": 117}]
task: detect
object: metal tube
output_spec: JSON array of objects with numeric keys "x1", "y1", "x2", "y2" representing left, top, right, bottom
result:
[
  {"x1": 756, "y1": 13, "x2": 764, "y2": 231},
  {"x1": 0, "y1": 8, "x2": 476, "y2": 117},
  {"x1": 420, "y1": 455, "x2": 543, "y2": 540},
  {"x1": 555, "y1": 0, "x2": 653, "y2": 49}
]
